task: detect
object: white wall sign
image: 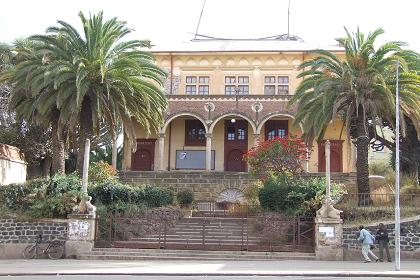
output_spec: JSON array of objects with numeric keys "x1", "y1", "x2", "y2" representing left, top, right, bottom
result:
[{"x1": 319, "y1": 226, "x2": 335, "y2": 237}]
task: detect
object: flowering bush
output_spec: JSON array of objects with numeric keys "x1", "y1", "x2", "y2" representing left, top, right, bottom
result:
[
  {"x1": 244, "y1": 136, "x2": 309, "y2": 177},
  {"x1": 89, "y1": 161, "x2": 117, "y2": 185}
]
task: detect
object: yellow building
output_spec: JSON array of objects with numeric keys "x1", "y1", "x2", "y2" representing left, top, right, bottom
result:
[{"x1": 122, "y1": 37, "x2": 355, "y2": 175}]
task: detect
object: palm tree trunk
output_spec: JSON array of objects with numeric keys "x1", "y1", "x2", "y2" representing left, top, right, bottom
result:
[
  {"x1": 355, "y1": 112, "x2": 371, "y2": 205},
  {"x1": 51, "y1": 111, "x2": 65, "y2": 175},
  {"x1": 76, "y1": 97, "x2": 93, "y2": 175}
]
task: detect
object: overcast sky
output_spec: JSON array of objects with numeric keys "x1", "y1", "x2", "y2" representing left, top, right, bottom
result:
[{"x1": 1, "y1": 0, "x2": 419, "y2": 51}]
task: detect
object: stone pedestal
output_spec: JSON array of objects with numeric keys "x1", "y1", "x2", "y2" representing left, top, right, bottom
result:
[
  {"x1": 65, "y1": 214, "x2": 96, "y2": 258},
  {"x1": 315, "y1": 200, "x2": 343, "y2": 261}
]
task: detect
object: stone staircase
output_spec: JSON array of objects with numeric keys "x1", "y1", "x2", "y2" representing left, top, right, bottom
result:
[
  {"x1": 83, "y1": 215, "x2": 316, "y2": 261},
  {"x1": 119, "y1": 217, "x2": 260, "y2": 249}
]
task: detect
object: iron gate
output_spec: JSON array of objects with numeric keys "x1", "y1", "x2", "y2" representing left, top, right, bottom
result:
[{"x1": 94, "y1": 212, "x2": 314, "y2": 253}]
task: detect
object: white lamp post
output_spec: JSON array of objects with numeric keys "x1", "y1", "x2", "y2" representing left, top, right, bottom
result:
[{"x1": 395, "y1": 61, "x2": 401, "y2": 271}]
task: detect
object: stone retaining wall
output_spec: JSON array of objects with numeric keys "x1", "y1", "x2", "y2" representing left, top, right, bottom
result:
[
  {"x1": 120, "y1": 171, "x2": 258, "y2": 201},
  {"x1": 342, "y1": 216, "x2": 420, "y2": 260},
  {"x1": 120, "y1": 171, "x2": 356, "y2": 201},
  {"x1": 0, "y1": 218, "x2": 67, "y2": 259}
]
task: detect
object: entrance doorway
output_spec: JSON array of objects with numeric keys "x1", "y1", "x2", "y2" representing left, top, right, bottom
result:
[
  {"x1": 132, "y1": 139, "x2": 156, "y2": 171},
  {"x1": 224, "y1": 120, "x2": 248, "y2": 172},
  {"x1": 318, "y1": 140, "x2": 343, "y2": 172}
]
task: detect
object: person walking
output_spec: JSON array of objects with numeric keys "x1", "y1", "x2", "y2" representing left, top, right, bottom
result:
[
  {"x1": 358, "y1": 225, "x2": 379, "y2": 263},
  {"x1": 376, "y1": 223, "x2": 392, "y2": 262}
]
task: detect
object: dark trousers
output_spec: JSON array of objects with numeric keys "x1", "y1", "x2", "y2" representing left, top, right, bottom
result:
[{"x1": 379, "y1": 240, "x2": 391, "y2": 261}]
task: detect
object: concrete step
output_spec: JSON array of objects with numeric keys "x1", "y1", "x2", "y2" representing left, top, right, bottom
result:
[
  {"x1": 91, "y1": 247, "x2": 313, "y2": 256},
  {"x1": 86, "y1": 251, "x2": 289, "y2": 258},
  {"x1": 172, "y1": 224, "x2": 251, "y2": 228},
  {"x1": 78, "y1": 254, "x2": 315, "y2": 261},
  {"x1": 143, "y1": 234, "x2": 260, "y2": 238},
  {"x1": 129, "y1": 238, "x2": 259, "y2": 244},
  {"x1": 81, "y1": 248, "x2": 315, "y2": 261},
  {"x1": 169, "y1": 229, "x2": 253, "y2": 233}
]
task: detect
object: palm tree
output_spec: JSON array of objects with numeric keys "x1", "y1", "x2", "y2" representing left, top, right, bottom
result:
[
  {"x1": 33, "y1": 12, "x2": 167, "y2": 174},
  {"x1": 2, "y1": 40, "x2": 66, "y2": 174},
  {"x1": 290, "y1": 28, "x2": 420, "y2": 196},
  {"x1": 8, "y1": 12, "x2": 168, "y2": 175},
  {"x1": 0, "y1": 43, "x2": 14, "y2": 72}
]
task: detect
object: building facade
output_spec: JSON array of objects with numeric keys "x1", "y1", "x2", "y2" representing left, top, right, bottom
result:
[{"x1": 122, "y1": 38, "x2": 356, "y2": 174}]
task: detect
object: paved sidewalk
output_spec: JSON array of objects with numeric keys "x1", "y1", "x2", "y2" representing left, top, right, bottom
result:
[{"x1": 0, "y1": 259, "x2": 419, "y2": 278}]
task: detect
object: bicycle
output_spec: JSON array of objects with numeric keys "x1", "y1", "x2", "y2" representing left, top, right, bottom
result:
[{"x1": 22, "y1": 234, "x2": 64, "y2": 259}]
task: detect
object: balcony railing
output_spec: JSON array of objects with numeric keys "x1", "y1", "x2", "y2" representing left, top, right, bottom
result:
[{"x1": 166, "y1": 94, "x2": 292, "y2": 101}]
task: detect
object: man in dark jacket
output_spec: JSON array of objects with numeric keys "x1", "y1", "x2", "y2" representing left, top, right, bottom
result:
[{"x1": 376, "y1": 223, "x2": 392, "y2": 262}]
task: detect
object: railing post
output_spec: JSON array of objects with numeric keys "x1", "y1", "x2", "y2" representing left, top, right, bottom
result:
[
  {"x1": 202, "y1": 220, "x2": 206, "y2": 247},
  {"x1": 164, "y1": 221, "x2": 167, "y2": 248},
  {"x1": 158, "y1": 219, "x2": 162, "y2": 248},
  {"x1": 108, "y1": 215, "x2": 113, "y2": 244},
  {"x1": 241, "y1": 217, "x2": 245, "y2": 250},
  {"x1": 94, "y1": 216, "x2": 98, "y2": 244}
]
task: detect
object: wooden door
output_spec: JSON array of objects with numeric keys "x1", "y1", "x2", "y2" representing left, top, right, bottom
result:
[
  {"x1": 224, "y1": 120, "x2": 248, "y2": 172},
  {"x1": 132, "y1": 139, "x2": 156, "y2": 171},
  {"x1": 318, "y1": 140, "x2": 343, "y2": 172},
  {"x1": 226, "y1": 149, "x2": 245, "y2": 172}
]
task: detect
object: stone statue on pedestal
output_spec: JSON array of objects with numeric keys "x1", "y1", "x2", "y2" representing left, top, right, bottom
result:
[
  {"x1": 72, "y1": 196, "x2": 96, "y2": 216},
  {"x1": 316, "y1": 198, "x2": 341, "y2": 220}
]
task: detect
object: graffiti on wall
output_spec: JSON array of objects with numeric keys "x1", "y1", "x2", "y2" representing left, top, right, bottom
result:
[{"x1": 68, "y1": 220, "x2": 90, "y2": 240}]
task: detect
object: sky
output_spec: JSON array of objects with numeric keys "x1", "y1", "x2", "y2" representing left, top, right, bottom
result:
[{"x1": 0, "y1": 0, "x2": 419, "y2": 51}]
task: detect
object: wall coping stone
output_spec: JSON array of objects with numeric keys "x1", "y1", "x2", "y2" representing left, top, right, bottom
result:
[{"x1": 343, "y1": 215, "x2": 420, "y2": 229}]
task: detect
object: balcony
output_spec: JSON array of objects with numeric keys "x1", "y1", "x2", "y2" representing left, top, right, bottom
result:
[{"x1": 166, "y1": 94, "x2": 296, "y2": 125}]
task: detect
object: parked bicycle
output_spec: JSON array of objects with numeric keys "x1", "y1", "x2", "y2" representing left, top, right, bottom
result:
[{"x1": 22, "y1": 234, "x2": 64, "y2": 259}]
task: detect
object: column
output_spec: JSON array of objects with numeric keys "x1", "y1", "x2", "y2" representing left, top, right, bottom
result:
[
  {"x1": 205, "y1": 133, "x2": 213, "y2": 171},
  {"x1": 325, "y1": 140, "x2": 331, "y2": 199},
  {"x1": 253, "y1": 133, "x2": 261, "y2": 146},
  {"x1": 158, "y1": 133, "x2": 165, "y2": 171}
]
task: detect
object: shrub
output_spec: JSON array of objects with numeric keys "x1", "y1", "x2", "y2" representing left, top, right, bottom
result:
[
  {"x1": 142, "y1": 185, "x2": 174, "y2": 208},
  {"x1": 369, "y1": 162, "x2": 392, "y2": 176},
  {"x1": 244, "y1": 136, "x2": 308, "y2": 178},
  {"x1": 89, "y1": 161, "x2": 117, "y2": 185},
  {"x1": 258, "y1": 173, "x2": 326, "y2": 216},
  {"x1": 176, "y1": 190, "x2": 194, "y2": 207},
  {"x1": 0, "y1": 177, "x2": 50, "y2": 211},
  {"x1": 90, "y1": 181, "x2": 129, "y2": 206},
  {"x1": 0, "y1": 174, "x2": 84, "y2": 218},
  {"x1": 90, "y1": 182, "x2": 174, "y2": 210},
  {"x1": 40, "y1": 173, "x2": 85, "y2": 217},
  {"x1": 1, "y1": 183, "x2": 34, "y2": 211},
  {"x1": 244, "y1": 181, "x2": 263, "y2": 210}
]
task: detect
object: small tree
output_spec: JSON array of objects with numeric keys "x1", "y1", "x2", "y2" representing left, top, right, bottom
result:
[{"x1": 244, "y1": 136, "x2": 308, "y2": 178}]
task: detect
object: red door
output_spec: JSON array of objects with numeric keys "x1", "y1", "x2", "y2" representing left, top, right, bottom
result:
[
  {"x1": 318, "y1": 140, "x2": 343, "y2": 172},
  {"x1": 132, "y1": 139, "x2": 156, "y2": 171},
  {"x1": 226, "y1": 149, "x2": 245, "y2": 172},
  {"x1": 224, "y1": 120, "x2": 248, "y2": 172}
]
